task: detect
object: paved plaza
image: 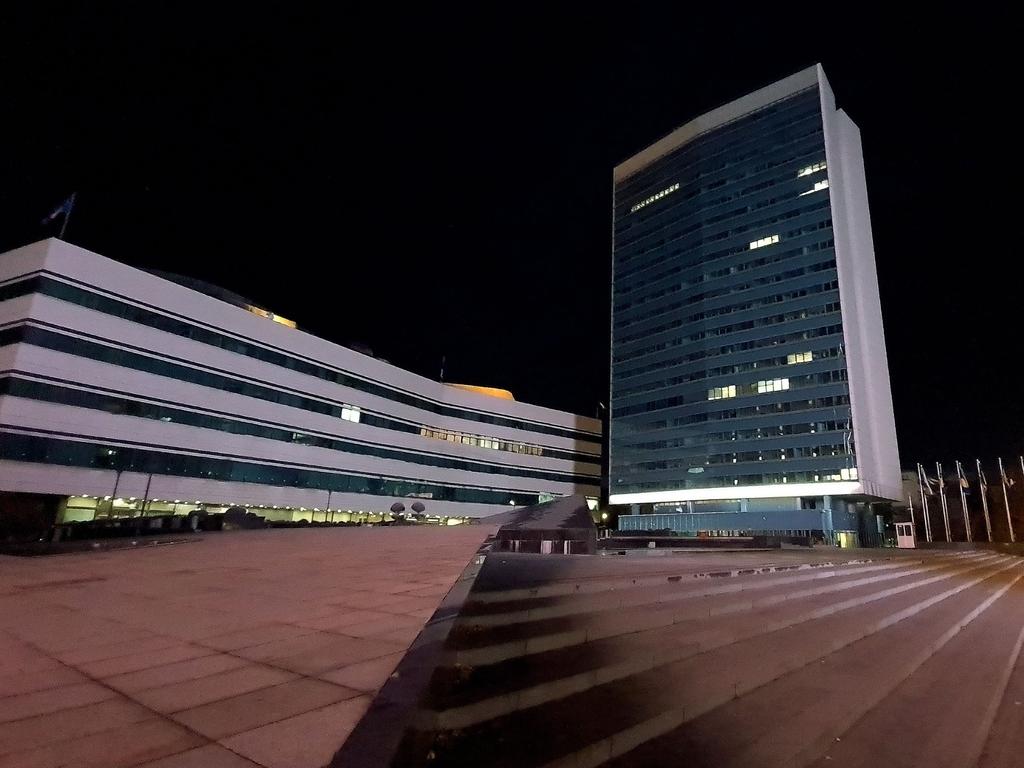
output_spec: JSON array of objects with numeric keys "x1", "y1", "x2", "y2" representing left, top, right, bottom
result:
[
  {"x1": 0, "y1": 526, "x2": 491, "y2": 768},
  {"x1": 5, "y1": 531, "x2": 1024, "y2": 768}
]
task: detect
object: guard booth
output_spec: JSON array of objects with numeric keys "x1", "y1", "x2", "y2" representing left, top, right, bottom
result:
[{"x1": 895, "y1": 522, "x2": 917, "y2": 549}]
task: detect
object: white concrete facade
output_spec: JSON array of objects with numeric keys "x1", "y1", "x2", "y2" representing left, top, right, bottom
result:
[
  {"x1": 818, "y1": 66, "x2": 903, "y2": 502},
  {"x1": 0, "y1": 239, "x2": 601, "y2": 520}
]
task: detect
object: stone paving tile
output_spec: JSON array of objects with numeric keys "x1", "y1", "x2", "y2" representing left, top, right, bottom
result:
[
  {"x1": 134, "y1": 663, "x2": 297, "y2": 713},
  {"x1": 199, "y1": 623, "x2": 318, "y2": 651},
  {"x1": 318, "y1": 651, "x2": 405, "y2": 692},
  {"x1": 0, "y1": 697, "x2": 152, "y2": 757},
  {"x1": 0, "y1": 716, "x2": 204, "y2": 768},
  {"x1": 375, "y1": 624, "x2": 426, "y2": 646},
  {"x1": 221, "y1": 696, "x2": 372, "y2": 768},
  {"x1": 0, "y1": 681, "x2": 115, "y2": 724},
  {"x1": 374, "y1": 594, "x2": 450, "y2": 616},
  {"x1": 77, "y1": 642, "x2": 216, "y2": 678},
  {"x1": 103, "y1": 652, "x2": 250, "y2": 694},
  {"x1": 0, "y1": 630, "x2": 63, "y2": 677},
  {"x1": 334, "y1": 613, "x2": 424, "y2": 639},
  {"x1": 137, "y1": 743, "x2": 263, "y2": 768},
  {"x1": 330, "y1": 590, "x2": 414, "y2": 610},
  {"x1": 269, "y1": 635, "x2": 407, "y2": 676},
  {"x1": 56, "y1": 633, "x2": 183, "y2": 665},
  {"x1": 295, "y1": 608, "x2": 398, "y2": 632},
  {"x1": 232, "y1": 631, "x2": 343, "y2": 662},
  {"x1": 172, "y1": 678, "x2": 359, "y2": 740},
  {"x1": 0, "y1": 664, "x2": 89, "y2": 697}
]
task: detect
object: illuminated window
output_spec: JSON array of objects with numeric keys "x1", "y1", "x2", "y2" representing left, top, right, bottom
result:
[
  {"x1": 421, "y1": 428, "x2": 543, "y2": 456},
  {"x1": 630, "y1": 182, "x2": 681, "y2": 213},
  {"x1": 755, "y1": 378, "x2": 790, "y2": 394},
  {"x1": 749, "y1": 234, "x2": 780, "y2": 250},
  {"x1": 786, "y1": 351, "x2": 813, "y2": 365},
  {"x1": 707, "y1": 385, "x2": 737, "y2": 400},
  {"x1": 797, "y1": 162, "x2": 827, "y2": 177},
  {"x1": 799, "y1": 179, "x2": 830, "y2": 196},
  {"x1": 840, "y1": 467, "x2": 859, "y2": 480},
  {"x1": 340, "y1": 405, "x2": 361, "y2": 423}
]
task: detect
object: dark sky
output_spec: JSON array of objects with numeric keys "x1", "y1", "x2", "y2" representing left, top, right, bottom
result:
[{"x1": 0, "y1": 6, "x2": 1018, "y2": 467}]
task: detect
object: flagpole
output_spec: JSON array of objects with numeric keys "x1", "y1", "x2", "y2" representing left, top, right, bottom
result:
[
  {"x1": 937, "y1": 461, "x2": 952, "y2": 542},
  {"x1": 58, "y1": 192, "x2": 76, "y2": 239},
  {"x1": 918, "y1": 463, "x2": 933, "y2": 543},
  {"x1": 999, "y1": 457, "x2": 1015, "y2": 543},
  {"x1": 977, "y1": 459, "x2": 993, "y2": 542},
  {"x1": 956, "y1": 460, "x2": 972, "y2": 542},
  {"x1": 907, "y1": 494, "x2": 916, "y2": 537}
]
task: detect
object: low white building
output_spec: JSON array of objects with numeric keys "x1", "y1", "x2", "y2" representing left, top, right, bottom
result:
[{"x1": 0, "y1": 239, "x2": 601, "y2": 528}]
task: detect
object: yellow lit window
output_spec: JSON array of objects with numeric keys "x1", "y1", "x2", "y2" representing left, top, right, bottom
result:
[
  {"x1": 799, "y1": 179, "x2": 830, "y2": 196},
  {"x1": 630, "y1": 182, "x2": 681, "y2": 213},
  {"x1": 755, "y1": 378, "x2": 790, "y2": 394},
  {"x1": 749, "y1": 234, "x2": 780, "y2": 250},
  {"x1": 707, "y1": 385, "x2": 738, "y2": 400},
  {"x1": 786, "y1": 351, "x2": 813, "y2": 365},
  {"x1": 797, "y1": 162, "x2": 827, "y2": 177}
]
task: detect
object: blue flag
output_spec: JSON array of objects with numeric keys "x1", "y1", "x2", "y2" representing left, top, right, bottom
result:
[{"x1": 41, "y1": 193, "x2": 76, "y2": 225}]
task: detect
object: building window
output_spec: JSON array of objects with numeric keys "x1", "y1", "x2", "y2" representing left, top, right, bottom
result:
[
  {"x1": 707, "y1": 385, "x2": 737, "y2": 401},
  {"x1": 797, "y1": 162, "x2": 827, "y2": 177},
  {"x1": 799, "y1": 180, "x2": 830, "y2": 196},
  {"x1": 748, "y1": 234, "x2": 780, "y2": 250},
  {"x1": 340, "y1": 405, "x2": 361, "y2": 423},
  {"x1": 630, "y1": 182, "x2": 681, "y2": 213},
  {"x1": 840, "y1": 467, "x2": 859, "y2": 480},
  {"x1": 755, "y1": 378, "x2": 790, "y2": 394},
  {"x1": 786, "y1": 351, "x2": 813, "y2": 364},
  {"x1": 420, "y1": 427, "x2": 544, "y2": 457}
]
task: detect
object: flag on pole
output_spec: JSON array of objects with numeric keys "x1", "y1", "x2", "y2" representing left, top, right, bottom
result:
[
  {"x1": 41, "y1": 194, "x2": 76, "y2": 225},
  {"x1": 978, "y1": 461, "x2": 988, "y2": 490},
  {"x1": 918, "y1": 463, "x2": 935, "y2": 494},
  {"x1": 956, "y1": 460, "x2": 970, "y2": 489},
  {"x1": 1000, "y1": 458, "x2": 1015, "y2": 488}
]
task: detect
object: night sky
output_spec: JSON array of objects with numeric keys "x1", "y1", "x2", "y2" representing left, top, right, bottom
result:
[{"x1": 1, "y1": 6, "x2": 1017, "y2": 467}]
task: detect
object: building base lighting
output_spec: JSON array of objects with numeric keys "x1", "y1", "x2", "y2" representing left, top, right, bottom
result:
[{"x1": 609, "y1": 481, "x2": 861, "y2": 506}]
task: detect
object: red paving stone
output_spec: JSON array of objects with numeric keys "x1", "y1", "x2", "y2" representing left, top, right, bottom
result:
[{"x1": 0, "y1": 525, "x2": 490, "y2": 767}]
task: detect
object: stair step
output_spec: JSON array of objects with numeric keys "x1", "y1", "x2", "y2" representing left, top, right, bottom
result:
[
  {"x1": 422, "y1": 556, "x2": 1010, "y2": 729},
  {"x1": 469, "y1": 554, "x2": 909, "y2": 604},
  {"x1": 401, "y1": 557, "x2": 1019, "y2": 767},
  {"x1": 443, "y1": 555, "x2": 1003, "y2": 666},
  {"x1": 603, "y1": 561, "x2": 1024, "y2": 768},
  {"x1": 458, "y1": 558, "x2": 938, "y2": 626}
]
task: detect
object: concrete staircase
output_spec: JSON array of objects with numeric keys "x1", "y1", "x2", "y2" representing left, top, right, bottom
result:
[{"x1": 391, "y1": 550, "x2": 1024, "y2": 767}]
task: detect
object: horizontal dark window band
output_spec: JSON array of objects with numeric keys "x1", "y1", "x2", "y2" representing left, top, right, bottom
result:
[
  {"x1": 0, "y1": 273, "x2": 599, "y2": 440},
  {"x1": 0, "y1": 375, "x2": 599, "y2": 485},
  {"x1": 614, "y1": 161, "x2": 832, "y2": 269},
  {"x1": 0, "y1": 430, "x2": 596, "y2": 506},
  {"x1": 0, "y1": 323, "x2": 599, "y2": 465},
  {"x1": 616, "y1": 120, "x2": 825, "y2": 230},
  {"x1": 615, "y1": 87, "x2": 821, "y2": 199}
]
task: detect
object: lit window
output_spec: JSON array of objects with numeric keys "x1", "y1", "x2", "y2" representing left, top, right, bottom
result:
[
  {"x1": 755, "y1": 378, "x2": 790, "y2": 394},
  {"x1": 707, "y1": 385, "x2": 737, "y2": 400},
  {"x1": 749, "y1": 234, "x2": 780, "y2": 250},
  {"x1": 840, "y1": 467, "x2": 859, "y2": 480},
  {"x1": 630, "y1": 182, "x2": 681, "y2": 213},
  {"x1": 340, "y1": 405, "x2": 361, "y2": 423},
  {"x1": 799, "y1": 179, "x2": 830, "y2": 196},
  {"x1": 786, "y1": 351, "x2": 813, "y2": 365},
  {"x1": 797, "y1": 162, "x2": 827, "y2": 177}
]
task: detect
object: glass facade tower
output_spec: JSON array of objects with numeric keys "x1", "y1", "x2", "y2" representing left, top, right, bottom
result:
[{"x1": 609, "y1": 65, "x2": 900, "y2": 537}]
